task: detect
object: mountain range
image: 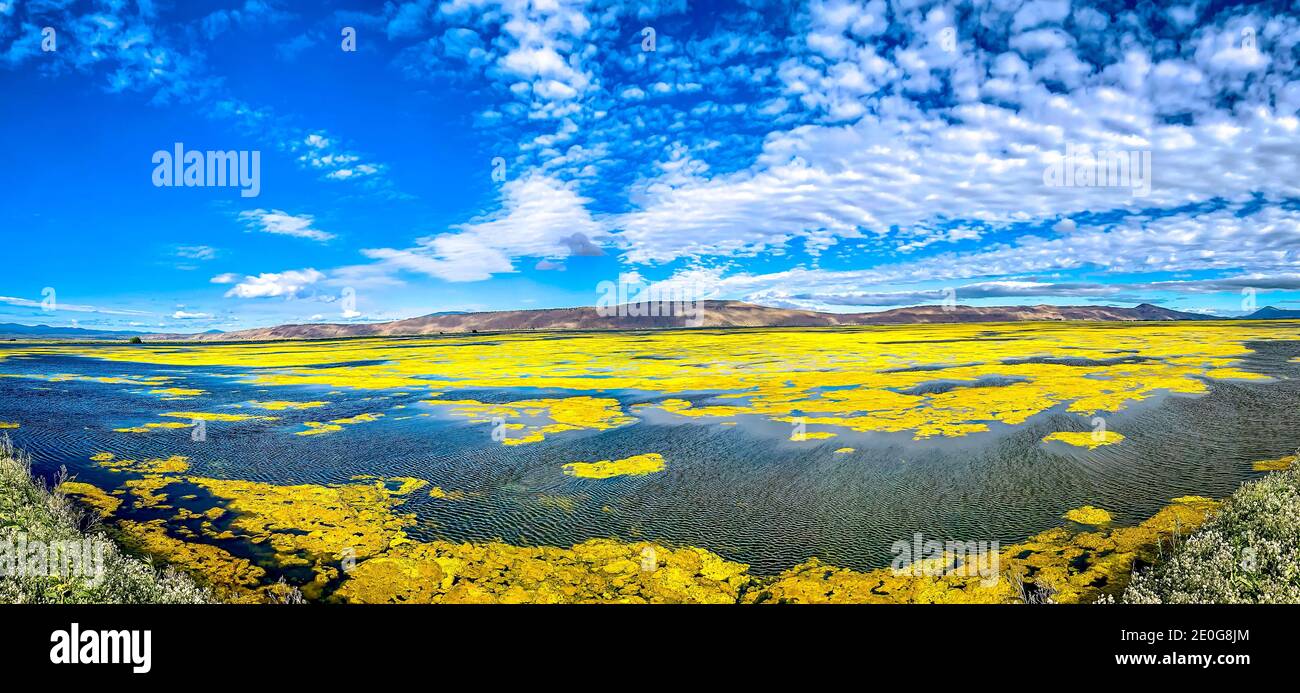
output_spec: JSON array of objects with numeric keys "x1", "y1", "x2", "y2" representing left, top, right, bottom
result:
[
  {"x1": 137, "y1": 301, "x2": 1274, "y2": 343},
  {"x1": 0, "y1": 323, "x2": 150, "y2": 339},
  {"x1": 4, "y1": 303, "x2": 1296, "y2": 343}
]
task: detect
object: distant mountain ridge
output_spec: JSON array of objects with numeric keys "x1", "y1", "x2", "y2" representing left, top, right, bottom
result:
[
  {"x1": 135, "y1": 300, "x2": 1242, "y2": 343},
  {"x1": 1245, "y1": 306, "x2": 1300, "y2": 320},
  {"x1": 852, "y1": 302, "x2": 1213, "y2": 324},
  {"x1": 10, "y1": 302, "x2": 1292, "y2": 343},
  {"x1": 0, "y1": 323, "x2": 149, "y2": 339}
]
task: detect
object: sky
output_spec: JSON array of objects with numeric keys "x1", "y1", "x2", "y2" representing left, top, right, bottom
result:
[{"x1": 0, "y1": 0, "x2": 1298, "y2": 332}]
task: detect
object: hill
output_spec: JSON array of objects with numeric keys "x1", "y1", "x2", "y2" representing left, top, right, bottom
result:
[{"x1": 142, "y1": 301, "x2": 1218, "y2": 342}]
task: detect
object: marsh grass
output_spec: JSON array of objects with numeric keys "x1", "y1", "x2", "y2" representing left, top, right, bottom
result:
[
  {"x1": 1125, "y1": 450, "x2": 1300, "y2": 604},
  {"x1": 0, "y1": 435, "x2": 212, "y2": 604}
]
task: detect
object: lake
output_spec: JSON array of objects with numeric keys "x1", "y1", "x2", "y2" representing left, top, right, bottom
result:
[{"x1": 2, "y1": 321, "x2": 1298, "y2": 602}]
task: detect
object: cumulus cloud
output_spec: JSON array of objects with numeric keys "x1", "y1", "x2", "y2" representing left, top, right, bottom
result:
[{"x1": 223, "y1": 269, "x2": 326, "y2": 299}]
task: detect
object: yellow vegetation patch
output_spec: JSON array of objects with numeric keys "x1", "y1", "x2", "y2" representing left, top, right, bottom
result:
[
  {"x1": 0, "y1": 372, "x2": 173, "y2": 386},
  {"x1": 174, "y1": 506, "x2": 226, "y2": 522},
  {"x1": 330, "y1": 412, "x2": 383, "y2": 425},
  {"x1": 1043, "y1": 430, "x2": 1125, "y2": 449},
  {"x1": 148, "y1": 387, "x2": 206, "y2": 397},
  {"x1": 791, "y1": 430, "x2": 837, "y2": 441},
  {"x1": 428, "y1": 486, "x2": 466, "y2": 500},
  {"x1": 114, "y1": 421, "x2": 195, "y2": 433},
  {"x1": 250, "y1": 400, "x2": 328, "y2": 410},
  {"x1": 122, "y1": 475, "x2": 178, "y2": 509},
  {"x1": 654, "y1": 398, "x2": 752, "y2": 419},
  {"x1": 295, "y1": 422, "x2": 342, "y2": 436},
  {"x1": 90, "y1": 452, "x2": 114, "y2": 462},
  {"x1": 116, "y1": 519, "x2": 269, "y2": 603},
  {"x1": 1252, "y1": 454, "x2": 1297, "y2": 471},
  {"x1": 58, "y1": 481, "x2": 123, "y2": 517},
  {"x1": 185, "y1": 474, "x2": 427, "y2": 597},
  {"x1": 748, "y1": 496, "x2": 1218, "y2": 604},
  {"x1": 834, "y1": 447, "x2": 855, "y2": 454},
  {"x1": 160, "y1": 411, "x2": 278, "y2": 422},
  {"x1": 334, "y1": 538, "x2": 751, "y2": 604},
  {"x1": 385, "y1": 477, "x2": 428, "y2": 496},
  {"x1": 423, "y1": 396, "x2": 633, "y2": 446},
  {"x1": 563, "y1": 453, "x2": 666, "y2": 479},
  {"x1": 0, "y1": 421, "x2": 19, "y2": 429},
  {"x1": 98, "y1": 455, "x2": 189, "y2": 475},
  {"x1": 1063, "y1": 505, "x2": 1113, "y2": 525},
  {"x1": 295, "y1": 412, "x2": 384, "y2": 436}
]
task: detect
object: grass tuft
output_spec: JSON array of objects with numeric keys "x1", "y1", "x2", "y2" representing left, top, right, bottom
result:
[{"x1": 1124, "y1": 451, "x2": 1300, "y2": 604}]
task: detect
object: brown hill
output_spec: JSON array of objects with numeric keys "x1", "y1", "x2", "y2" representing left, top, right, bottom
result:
[
  {"x1": 144, "y1": 301, "x2": 1211, "y2": 343},
  {"x1": 852, "y1": 302, "x2": 1209, "y2": 324}
]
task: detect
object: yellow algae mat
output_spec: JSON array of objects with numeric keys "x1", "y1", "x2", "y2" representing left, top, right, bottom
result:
[
  {"x1": 0, "y1": 321, "x2": 1288, "y2": 442},
  {"x1": 60, "y1": 452, "x2": 1221, "y2": 604}
]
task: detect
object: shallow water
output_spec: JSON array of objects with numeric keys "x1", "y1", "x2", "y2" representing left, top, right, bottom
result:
[{"x1": 1, "y1": 325, "x2": 1298, "y2": 579}]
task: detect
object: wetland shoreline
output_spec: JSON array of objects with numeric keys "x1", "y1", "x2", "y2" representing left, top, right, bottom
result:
[{"x1": 7, "y1": 434, "x2": 1297, "y2": 604}]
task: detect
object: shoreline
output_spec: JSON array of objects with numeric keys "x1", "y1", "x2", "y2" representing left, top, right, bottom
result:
[
  {"x1": 7, "y1": 430, "x2": 1297, "y2": 604},
  {"x1": 0, "y1": 435, "x2": 211, "y2": 605}
]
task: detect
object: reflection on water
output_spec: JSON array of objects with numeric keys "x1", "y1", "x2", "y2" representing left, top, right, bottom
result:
[{"x1": 1, "y1": 333, "x2": 1298, "y2": 579}]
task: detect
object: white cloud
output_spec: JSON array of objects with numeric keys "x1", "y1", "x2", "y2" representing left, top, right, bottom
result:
[
  {"x1": 238, "y1": 209, "x2": 335, "y2": 242},
  {"x1": 175, "y1": 245, "x2": 216, "y2": 260},
  {"x1": 223, "y1": 269, "x2": 326, "y2": 299},
  {"x1": 658, "y1": 205, "x2": 1300, "y2": 308},
  {"x1": 361, "y1": 174, "x2": 603, "y2": 282},
  {"x1": 610, "y1": 90, "x2": 1299, "y2": 264},
  {"x1": 1052, "y1": 218, "x2": 1077, "y2": 233},
  {"x1": 0, "y1": 295, "x2": 150, "y2": 316},
  {"x1": 171, "y1": 310, "x2": 213, "y2": 319}
]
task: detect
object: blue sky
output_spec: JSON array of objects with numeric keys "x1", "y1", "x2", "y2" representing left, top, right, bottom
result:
[{"x1": 1, "y1": 0, "x2": 1298, "y2": 332}]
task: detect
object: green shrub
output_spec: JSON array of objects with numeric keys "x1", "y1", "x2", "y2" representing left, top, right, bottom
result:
[
  {"x1": 0, "y1": 436, "x2": 211, "y2": 604},
  {"x1": 1125, "y1": 456, "x2": 1300, "y2": 604}
]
